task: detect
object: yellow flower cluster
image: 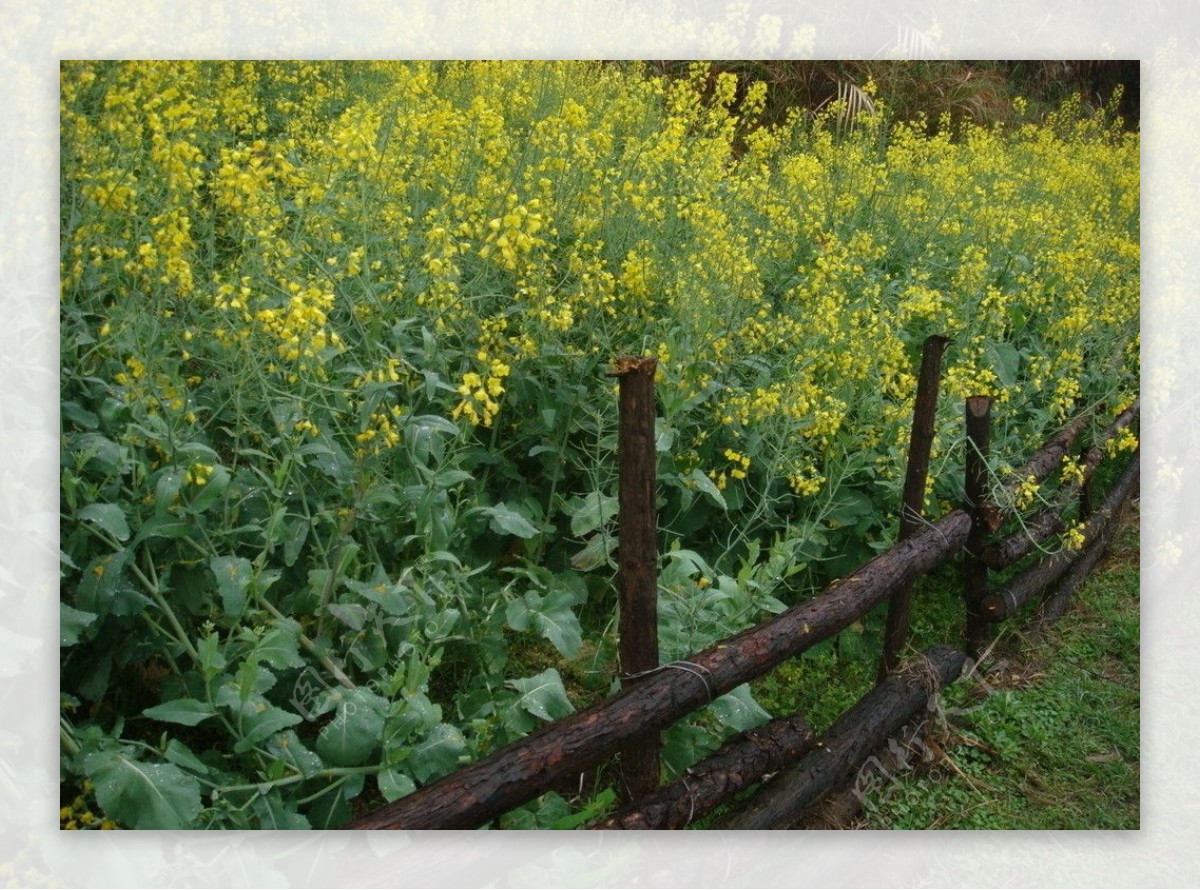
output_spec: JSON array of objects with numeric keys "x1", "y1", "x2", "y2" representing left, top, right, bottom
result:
[
  {"x1": 1063, "y1": 521, "x2": 1087, "y2": 552},
  {"x1": 709, "y1": 447, "x2": 753, "y2": 491},
  {"x1": 1105, "y1": 427, "x2": 1139, "y2": 458},
  {"x1": 355, "y1": 406, "x2": 405, "y2": 457},
  {"x1": 451, "y1": 359, "x2": 511, "y2": 428},
  {"x1": 60, "y1": 780, "x2": 119, "y2": 830},
  {"x1": 185, "y1": 463, "x2": 214, "y2": 486},
  {"x1": 1015, "y1": 475, "x2": 1041, "y2": 511},
  {"x1": 61, "y1": 60, "x2": 1138, "y2": 511},
  {"x1": 1060, "y1": 455, "x2": 1086, "y2": 486}
]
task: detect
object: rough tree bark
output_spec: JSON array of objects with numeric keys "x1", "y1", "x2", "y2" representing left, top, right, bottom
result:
[
  {"x1": 588, "y1": 714, "x2": 815, "y2": 830},
  {"x1": 879, "y1": 334, "x2": 950, "y2": 680},
  {"x1": 609, "y1": 356, "x2": 661, "y2": 802}
]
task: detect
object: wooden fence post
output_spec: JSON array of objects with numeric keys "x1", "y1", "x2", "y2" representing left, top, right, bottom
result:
[
  {"x1": 878, "y1": 334, "x2": 949, "y2": 681},
  {"x1": 608, "y1": 355, "x2": 661, "y2": 803},
  {"x1": 964, "y1": 396, "x2": 994, "y2": 658}
]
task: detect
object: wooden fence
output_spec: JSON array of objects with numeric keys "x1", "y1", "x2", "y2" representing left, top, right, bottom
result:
[{"x1": 347, "y1": 340, "x2": 1140, "y2": 830}]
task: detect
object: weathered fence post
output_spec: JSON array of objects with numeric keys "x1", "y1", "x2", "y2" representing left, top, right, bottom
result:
[
  {"x1": 963, "y1": 396, "x2": 994, "y2": 658},
  {"x1": 608, "y1": 355, "x2": 661, "y2": 802},
  {"x1": 878, "y1": 334, "x2": 950, "y2": 681}
]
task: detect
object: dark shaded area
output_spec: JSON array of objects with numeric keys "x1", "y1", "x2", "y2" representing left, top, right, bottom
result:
[{"x1": 643, "y1": 60, "x2": 1139, "y2": 133}]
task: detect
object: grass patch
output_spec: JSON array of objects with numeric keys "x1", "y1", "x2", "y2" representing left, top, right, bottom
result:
[{"x1": 857, "y1": 506, "x2": 1139, "y2": 829}]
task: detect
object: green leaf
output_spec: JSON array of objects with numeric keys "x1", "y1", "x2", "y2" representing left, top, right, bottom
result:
[
  {"x1": 60, "y1": 604, "x2": 97, "y2": 647},
  {"x1": 210, "y1": 555, "x2": 253, "y2": 619},
  {"x1": 325, "y1": 602, "x2": 368, "y2": 631},
  {"x1": 345, "y1": 576, "x2": 411, "y2": 617},
  {"x1": 986, "y1": 341, "x2": 1022, "y2": 389},
  {"x1": 255, "y1": 623, "x2": 306, "y2": 670},
  {"x1": 78, "y1": 503, "x2": 131, "y2": 542},
  {"x1": 409, "y1": 723, "x2": 465, "y2": 784},
  {"x1": 266, "y1": 730, "x2": 324, "y2": 778},
  {"x1": 283, "y1": 517, "x2": 309, "y2": 567},
  {"x1": 76, "y1": 549, "x2": 131, "y2": 615},
  {"x1": 688, "y1": 469, "x2": 727, "y2": 510},
  {"x1": 570, "y1": 533, "x2": 618, "y2": 571},
  {"x1": 197, "y1": 632, "x2": 226, "y2": 679},
  {"x1": 568, "y1": 492, "x2": 618, "y2": 537},
  {"x1": 305, "y1": 775, "x2": 363, "y2": 829},
  {"x1": 71, "y1": 432, "x2": 122, "y2": 474},
  {"x1": 507, "y1": 669, "x2": 574, "y2": 723},
  {"x1": 377, "y1": 767, "x2": 417, "y2": 803},
  {"x1": 506, "y1": 589, "x2": 583, "y2": 658},
  {"x1": 483, "y1": 501, "x2": 539, "y2": 538},
  {"x1": 315, "y1": 688, "x2": 387, "y2": 767},
  {"x1": 82, "y1": 749, "x2": 202, "y2": 829},
  {"x1": 709, "y1": 684, "x2": 771, "y2": 732},
  {"x1": 163, "y1": 739, "x2": 211, "y2": 776},
  {"x1": 234, "y1": 706, "x2": 304, "y2": 753},
  {"x1": 385, "y1": 690, "x2": 441, "y2": 747},
  {"x1": 252, "y1": 792, "x2": 311, "y2": 829},
  {"x1": 133, "y1": 514, "x2": 194, "y2": 544},
  {"x1": 142, "y1": 698, "x2": 216, "y2": 727}
]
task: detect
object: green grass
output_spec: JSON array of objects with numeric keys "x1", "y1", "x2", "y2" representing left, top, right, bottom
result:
[{"x1": 856, "y1": 507, "x2": 1140, "y2": 830}]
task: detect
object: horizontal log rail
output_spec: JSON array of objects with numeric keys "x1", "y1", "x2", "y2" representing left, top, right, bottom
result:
[
  {"x1": 983, "y1": 401, "x2": 1140, "y2": 569},
  {"x1": 588, "y1": 714, "x2": 815, "y2": 830},
  {"x1": 719, "y1": 645, "x2": 968, "y2": 829},
  {"x1": 982, "y1": 451, "x2": 1139, "y2": 622}
]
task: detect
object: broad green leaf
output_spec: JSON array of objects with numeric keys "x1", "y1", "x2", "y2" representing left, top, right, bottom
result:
[
  {"x1": 345, "y1": 576, "x2": 410, "y2": 617},
  {"x1": 483, "y1": 502, "x2": 539, "y2": 539},
  {"x1": 283, "y1": 517, "x2": 309, "y2": 566},
  {"x1": 570, "y1": 533, "x2": 617, "y2": 571},
  {"x1": 142, "y1": 698, "x2": 216, "y2": 727},
  {"x1": 266, "y1": 730, "x2": 324, "y2": 778},
  {"x1": 82, "y1": 749, "x2": 202, "y2": 829},
  {"x1": 409, "y1": 723, "x2": 466, "y2": 784},
  {"x1": 386, "y1": 690, "x2": 441, "y2": 747},
  {"x1": 133, "y1": 514, "x2": 194, "y2": 544},
  {"x1": 236, "y1": 652, "x2": 263, "y2": 703},
  {"x1": 506, "y1": 590, "x2": 582, "y2": 659},
  {"x1": 507, "y1": 669, "x2": 574, "y2": 723},
  {"x1": 154, "y1": 467, "x2": 184, "y2": 512},
  {"x1": 661, "y1": 720, "x2": 721, "y2": 777},
  {"x1": 60, "y1": 604, "x2": 97, "y2": 647},
  {"x1": 78, "y1": 503, "x2": 131, "y2": 542},
  {"x1": 234, "y1": 706, "x2": 304, "y2": 753},
  {"x1": 76, "y1": 549, "x2": 131, "y2": 616},
  {"x1": 315, "y1": 687, "x2": 387, "y2": 767},
  {"x1": 196, "y1": 632, "x2": 226, "y2": 679},
  {"x1": 688, "y1": 469, "x2": 727, "y2": 510},
  {"x1": 987, "y1": 340, "x2": 1022, "y2": 389},
  {"x1": 709, "y1": 684, "x2": 771, "y2": 732},
  {"x1": 210, "y1": 555, "x2": 253, "y2": 619},
  {"x1": 569, "y1": 492, "x2": 618, "y2": 537},
  {"x1": 325, "y1": 602, "x2": 368, "y2": 631},
  {"x1": 252, "y1": 792, "x2": 311, "y2": 830},
  {"x1": 70, "y1": 432, "x2": 122, "y2": 473},
  {"x1": 255, "y1": 624, "x2": 306, "y2": 670},
  {"x1": 305, "y1": 776, "x2": 363, "y2": 829},
  {"x1": 423, "y1": 608, "x2": 460, "y2": 642},
  {"x1": 163, "y1": 739, "x2": 211, "y2": 776},
  {"x1": 377, "y1": 767, "x2": 417, "y2": 803}
]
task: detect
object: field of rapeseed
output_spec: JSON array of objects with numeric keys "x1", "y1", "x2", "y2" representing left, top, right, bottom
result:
[{"x1": 59, "y1": 61, "x2": 1138, "y2": 828}]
